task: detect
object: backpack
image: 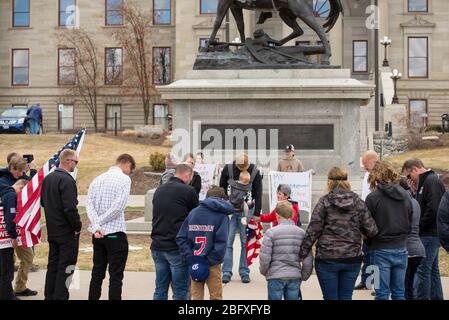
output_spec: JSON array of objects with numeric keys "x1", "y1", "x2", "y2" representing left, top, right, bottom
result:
[
  {"x1": 227, "y1": 163, "x2": 259, "y2": 212},
  {"x1": 160, "y1": 168, "x2": 175, "y2": 185}
]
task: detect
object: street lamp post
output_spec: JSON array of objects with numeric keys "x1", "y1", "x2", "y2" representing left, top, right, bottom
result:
[
  {"x1": 391, "y1": 68, "x2": 402, "y2": 104},
  {"x1": 381, "y1": 36, "x2": 392, "y2": 67}
]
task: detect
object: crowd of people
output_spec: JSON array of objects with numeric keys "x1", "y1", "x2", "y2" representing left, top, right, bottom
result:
[{"x1": 1, "y1": 144, "x2": 449, "y2": 301}]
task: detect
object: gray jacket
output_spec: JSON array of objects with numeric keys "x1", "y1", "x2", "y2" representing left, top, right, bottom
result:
[
  {"x1": 407, "y1": 195, "x2": 426, "y2": 257},
  {"x1": 259, "y1": 220, "x2": 313, "y2": 281}
]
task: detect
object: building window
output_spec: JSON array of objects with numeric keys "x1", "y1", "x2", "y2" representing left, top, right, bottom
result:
[
  {"x1": 313, "y1": 0, "x2": 330, "y2": 18},
  {"x1": 153, "y1": 47, "x2": 171, "y2": 85},
  {"x1": 12, "y1": 49, "x2": 29, "y2": 86},
  {"x1": 59, "y1": 0, "x2": 77, "y2": 27},
  {"x1": 59, "y1": 104, "x2": 74, "y2": 130},
  {"x1": 106, "y1": 0, "x2": 123, "y2": 25},
  {"x1": 154, "y1": 104, "x2": 168, "y2": 128},
  {"x1": 13, "y1": 0, "x2": 30, "y2": 27},
  {"x1": 409, "y1": 100, "x2": 428, "y2": 128},
  {"x1": 408, "y1": 37, "x2": 428, "y2": 78},
  {"x1": 106, "y1": 104, "x2": 122, "y2": 130},
  {"x1": 200, "y1": 0, "x2": 218, "y2": 14},
  {"x1": 105, "y1": 48, "x2": 123, "y2": 85},
  {"x1": 58, "y1": 48, "x2": 76, "y2": 85},
  {"x1": 408, "y1": 0, "x2": 428, "y2": 12},
  {"x1": 154, "y1": 0, "x2": 171, "y2": 25},
  {"x1": 353, "y1": 40, "x2": 368, "y2": 73}
]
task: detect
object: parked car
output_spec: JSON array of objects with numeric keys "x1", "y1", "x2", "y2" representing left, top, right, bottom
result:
[{"x1": 0, "y1": 107, "x2": 29, "y2": 134}]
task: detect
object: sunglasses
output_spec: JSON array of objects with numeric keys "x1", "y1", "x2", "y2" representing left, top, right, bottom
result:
[{"x1": 67, "y1": 159, "x2": 79, "y2": 165}]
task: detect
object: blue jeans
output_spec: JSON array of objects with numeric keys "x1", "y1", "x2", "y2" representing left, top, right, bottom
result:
[
  {"x1": 315, "y1": 260, "x2": 361, "y2": 300},
  {"x1": 414, "y1": 236, "x2": 444, "y2": 300},
  {"x1": 222, "y1": 212, "x2": 249, "y2": 279},
  {"x1": 360, "y1": 243, "x2": 372, "y2": 285},
  {"x1": 28, "y1": 118, "x2": 40, "y2": 134},
  {"x1": 151, "y1": 249, "x2": 189, "y2": 300},
  {"x1": 371, "y1": 248, "x2": 408, "y2": 300},
  {"x1": 267, "y1": 279, "x2": 301, "y2": 300}
]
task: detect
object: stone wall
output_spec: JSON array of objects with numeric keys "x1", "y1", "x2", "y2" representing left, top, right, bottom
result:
[{"x1": 373, "y1": 132, "x2": 409, "y2": 159}]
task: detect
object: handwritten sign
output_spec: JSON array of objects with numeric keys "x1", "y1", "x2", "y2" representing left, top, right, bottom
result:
[
  {"x1": 195, "y1": 164, "x2": 218, "y2": 201},
  {"x1": 268, "y1": 171, "x2": 313, "y2": 215}
]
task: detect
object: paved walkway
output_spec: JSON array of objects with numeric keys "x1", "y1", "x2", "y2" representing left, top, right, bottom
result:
[
  {"x1": 78, "y1": 195, "x2": 145, "y2": 207},
  {"x1": 21, "y1": 238, "x2": 449, "y2": 300}
]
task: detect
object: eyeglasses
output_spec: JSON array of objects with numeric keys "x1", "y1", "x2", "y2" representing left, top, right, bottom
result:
[{"x1": 67, "y1": 159, "x2": 79, "y2": 165}]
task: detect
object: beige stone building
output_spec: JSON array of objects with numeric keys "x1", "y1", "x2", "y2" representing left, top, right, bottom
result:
[{"x1": 1, "y1": 0, "x2": 448, "y2": 137}]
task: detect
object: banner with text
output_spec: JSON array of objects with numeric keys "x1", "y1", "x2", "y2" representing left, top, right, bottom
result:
[
  {"x1": 195, "y1": 164, "x2": 218, "y2": 201},
  {"x1": 269, "y1": 171, "x2": 313, "y2": 217},
  {"x1": 0, "y1": 207, "x2": 22, "y2": 249}
]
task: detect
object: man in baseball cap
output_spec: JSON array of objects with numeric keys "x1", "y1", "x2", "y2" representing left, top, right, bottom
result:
[{"x1": 277, "y1": 144, "x2": 305, "y2": 173}]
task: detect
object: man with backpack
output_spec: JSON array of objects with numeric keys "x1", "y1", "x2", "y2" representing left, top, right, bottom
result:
[{"x1": 219, "y1": 154, "x2": 262, "y2": 284}]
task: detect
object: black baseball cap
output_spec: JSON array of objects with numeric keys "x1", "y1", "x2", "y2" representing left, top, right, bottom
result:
[{"x1": 285, "y1": 144, "x2": 295, "y2": 152}]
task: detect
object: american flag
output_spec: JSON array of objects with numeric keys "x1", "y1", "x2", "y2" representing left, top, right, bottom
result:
[
  {"x1": 14, "y1": 128, "x2": 86, "y2": 247},
  {"x1": 246, "y1": 218, "x2": 263, "y2": 266}
]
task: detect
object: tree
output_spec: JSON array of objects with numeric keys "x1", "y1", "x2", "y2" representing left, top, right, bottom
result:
[
  {"x1": 113, "y1": 0, "x2": 157, "y2": 125},
  {"x1": 57, "y1": 28, "x2": 101, "y2": 132}
]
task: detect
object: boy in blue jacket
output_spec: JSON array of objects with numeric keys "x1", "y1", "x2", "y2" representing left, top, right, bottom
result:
[
  {"x1": 0, "y1": 179, "x2": 28, "y2": 300},
  {"x1": 176, "y1": 186, "x2": 234, "y2": 300}
]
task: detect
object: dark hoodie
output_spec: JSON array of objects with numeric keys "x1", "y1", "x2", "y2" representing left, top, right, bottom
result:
[
  {"x1": 176, "y1": 197, "x2": 235, "y2": 266},
  {"x1": 0, "y1": 167, "x2": 37, "y2": 188},
  {"x1": 300, "y1": 190, "x2": 378, "y2": 262},
  {"x1": 0, "y1": 186, "x2": 19, "y2": 240},
  {"x1": 365, "y1": 184, "x2": 413, "y2": 250}
]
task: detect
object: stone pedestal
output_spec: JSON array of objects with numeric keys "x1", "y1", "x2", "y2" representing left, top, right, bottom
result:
[
  {"x1": 157, "y1": 69, "x2": 374, "y2": 222},
  {"x1": 125, "y1": 189, "x2": 154, "y2": 234}
]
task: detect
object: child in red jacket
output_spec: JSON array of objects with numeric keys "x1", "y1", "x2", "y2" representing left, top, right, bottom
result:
[{"x1": 261, "y1": 184, "x2": 300, "y2": 226}]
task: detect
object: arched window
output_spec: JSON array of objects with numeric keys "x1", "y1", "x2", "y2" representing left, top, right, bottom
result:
[{"x1": 313, "y1": 0, "x2": 330, "y2": 18}]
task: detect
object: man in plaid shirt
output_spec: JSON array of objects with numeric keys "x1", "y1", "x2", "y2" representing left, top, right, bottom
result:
[{"x1": 86, "y1": 154, "x2": 136, "y2": 300}]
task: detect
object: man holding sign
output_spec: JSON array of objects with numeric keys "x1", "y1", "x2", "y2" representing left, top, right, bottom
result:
[{"x1": 0, "y1": 179, "x2": 28, "y2": 300}]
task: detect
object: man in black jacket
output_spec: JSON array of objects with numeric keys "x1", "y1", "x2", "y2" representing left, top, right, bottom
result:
[
  {"x1": 41, "y1": 149, "x2": 81, "y2": 300},
  {"x1": 402, "y1": 158, "x2": 445, "y2": 300},
  {"x1": 219, "y1": 153, "x2": 262, "y2": 284},
  {"x1": 151, "y1": 164, "x2": 199, "y2": 300},
  {"x1": 438, "y1": 191, "x2": 449, "y2": 252}
]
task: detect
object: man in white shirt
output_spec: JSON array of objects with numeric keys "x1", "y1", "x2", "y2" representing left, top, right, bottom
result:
[
  {"x1": 355, "y1": 150, "x2": 379, "y2": 291},
  {"x1": 86, "y1": 154, "x2": 136, "y2": 300}
]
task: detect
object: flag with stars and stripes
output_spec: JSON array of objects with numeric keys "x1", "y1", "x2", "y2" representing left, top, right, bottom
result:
[{"x1": 14, "y1": 128, "x2": 86, "y2": 247}]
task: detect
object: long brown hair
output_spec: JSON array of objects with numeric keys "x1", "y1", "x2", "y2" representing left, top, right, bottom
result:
[
  {"x1": 327, "y1": 166, "x2": 351, "y2": 193},
  {"x1": 368, "y1": 161, "x2": 400, "y2": 190}
]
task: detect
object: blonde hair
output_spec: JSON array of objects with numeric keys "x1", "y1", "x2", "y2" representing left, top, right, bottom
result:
[
  {"x1": 368, "y1": 161, "x2": 400, "y2": 190},
  {"x1": 8, "y1": 156, "x2": 26, "y2": 172},
  {"x1": 235, "y1": 153, "x2": 250, "y2": 171},
  {"x1": 59, "y1": 149, "x2": 76, "y2": 162},
  {"x1": 327, "y1": 166, "x2": 351, "y2": 193},
  {"x1": 13, "y1": 179, "x2": 28, "y2": 188},
  {"x1": 276, "y1": 200, "x2": 293, "y2": 219}
]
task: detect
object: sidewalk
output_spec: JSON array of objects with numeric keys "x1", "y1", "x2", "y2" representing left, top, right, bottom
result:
[{"x1": 22, "y1": 237, "x2": 449, "y2": 300}]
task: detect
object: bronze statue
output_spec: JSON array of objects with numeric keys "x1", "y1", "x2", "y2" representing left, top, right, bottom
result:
[{"x1": 205, "y1": 0, "x2": 343, "y2": 65}]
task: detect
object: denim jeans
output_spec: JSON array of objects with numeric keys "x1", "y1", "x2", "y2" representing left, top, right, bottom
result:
[
  {"x1": 267, "y1": 279, "x2": 301, "y2": 300},
  {"x1": 222, "y1": 212, "x2": 249, "y2": 279},
  {"x1": 315, "y1": 260, "x2": 361, "y2": 300},
  {"x1": 360, "y1": 243, "x2": 372, "y2": 286},
  {"x1": 28, "y1": 118, "x2": 40, "y2": 134},
  {"x1": 371, "y1": 248, "x2": 408, "y2": 300},
  {"x1": 414, "y1": 236, "x2": 444, "y2": 300},
  {"x1": 151, "y1": 249, "x2": 189, "y2": 300}
]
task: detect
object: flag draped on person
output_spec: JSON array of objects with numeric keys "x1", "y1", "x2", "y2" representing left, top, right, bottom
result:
[
  {"x1": 246, "y1": 218, "x2": 263, "y2": 266},
  {"x1": 14, "y1": 128, "x2": 86, "y2": 247}
]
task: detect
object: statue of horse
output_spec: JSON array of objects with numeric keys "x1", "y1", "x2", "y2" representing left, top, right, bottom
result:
[{"x1": 206, "y1": 0, "x2": 343, "y2": 65}]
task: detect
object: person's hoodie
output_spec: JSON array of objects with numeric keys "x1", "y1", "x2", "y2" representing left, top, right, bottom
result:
[
  {"x1": 0, "y1": 185, "x2": 19, "y2": 240},
  {"x1": 300, "y1": 190, "x2": 378, "y2": 261},
  {"x1": 176, "y1": 196, "x2": 235, "y2": 266},
  {"x1": 365, "y1": 184, "x2": 413, "y2": 250},
  {"x1": 0, "y1": 167, "x2": 37, "y2": 186}
]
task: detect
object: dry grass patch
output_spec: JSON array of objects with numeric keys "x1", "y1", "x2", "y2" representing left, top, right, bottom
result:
[
  {"x1": 0, "y1": 133, "x2": 170, "y2": 193},
  {"x1": 386, "y1": 147, "x2": 449, "y2": 171}
]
